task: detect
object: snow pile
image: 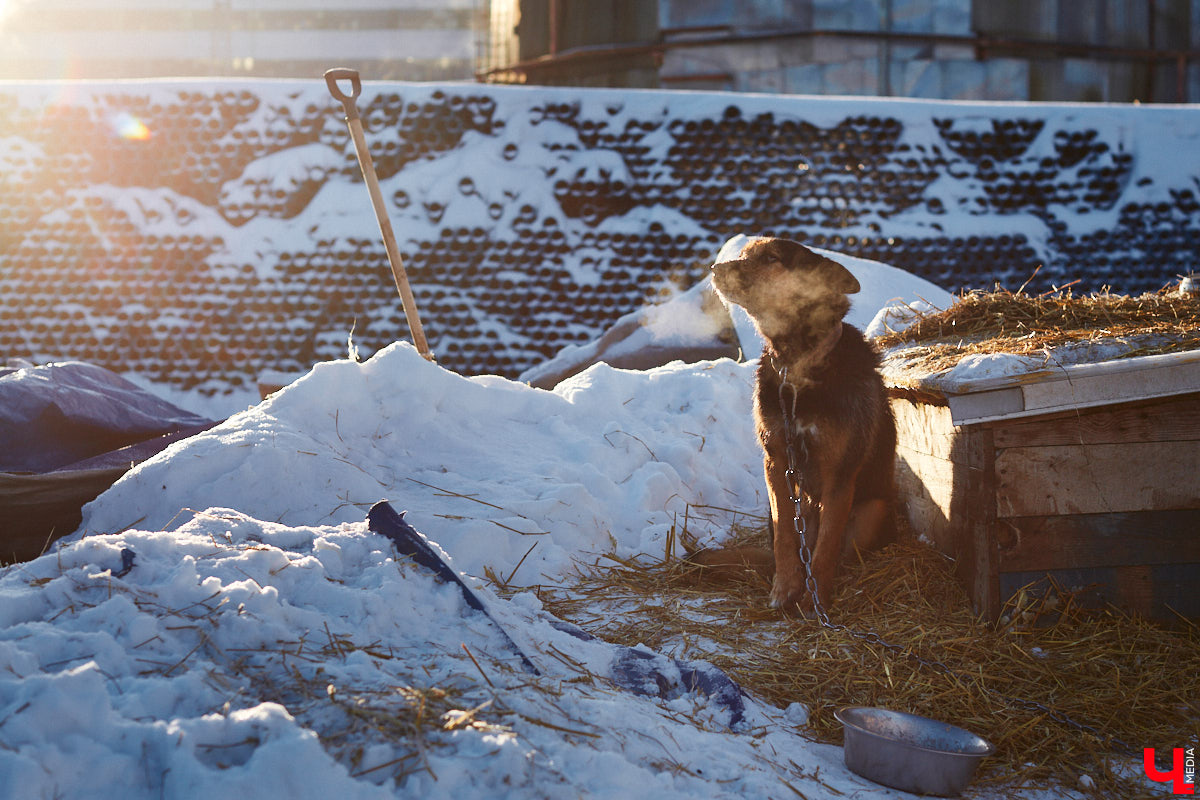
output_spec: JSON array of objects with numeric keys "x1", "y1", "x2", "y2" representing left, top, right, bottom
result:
[
  {"x1": 516, "y1": 276, "x2": 740, "y2": 388},
  {"x1": 76, "y1": 231, "x2": 956, "y2": 578},
  {"x1": 0, "y1": 508, "x2": 846, "y2": 799},
  {"x1": 3, "y1": 341, "x2": 1079, "y2": 798},
  {"x1": 78, "y1": 344, "x2": 763, "y2": 584},
  {"x1": 1, "y1": 246, "x2": 1046, "y2": 799}
]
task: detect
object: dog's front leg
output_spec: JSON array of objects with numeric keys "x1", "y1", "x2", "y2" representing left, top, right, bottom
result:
[
  {"x1": 808, "y1": 483, "x2": 856, "y2": 610},
  {"x1": 765, "y1": 451, "x2": 810, "y2": 614}
]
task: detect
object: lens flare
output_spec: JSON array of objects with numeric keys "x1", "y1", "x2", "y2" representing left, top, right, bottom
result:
[{"x1": 114, "y1": 111, "x2": 151, "y2": 141}]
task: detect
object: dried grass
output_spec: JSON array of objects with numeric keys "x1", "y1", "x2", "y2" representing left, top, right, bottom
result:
[
  {"x1": 538, "y1": 522, "x2": 1200, "y2": 799},
  {"x1": 875, "y1": 283, "x2": 1200, "y2": 374}
]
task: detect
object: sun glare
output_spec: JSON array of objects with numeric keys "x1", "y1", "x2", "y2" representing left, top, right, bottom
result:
[
  {"x1": 114, "y1": 111, "x2": 152, "y2": 141},
  {"x1": 0, "y1": 0, "x2": 23, "y2": 25}
]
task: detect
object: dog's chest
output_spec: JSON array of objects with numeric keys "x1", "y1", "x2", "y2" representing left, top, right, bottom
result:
[{"x1": 753, "y1": 382, "x2": 820, "y2": 449}]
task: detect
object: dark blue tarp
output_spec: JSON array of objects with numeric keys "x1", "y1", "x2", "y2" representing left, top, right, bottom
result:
[
  {"x1": 0, "y1": 361, "x2": 214, "y2": 473},
  {"x1": 551, "y1": 618, "x2": 748, "y2": 730}
]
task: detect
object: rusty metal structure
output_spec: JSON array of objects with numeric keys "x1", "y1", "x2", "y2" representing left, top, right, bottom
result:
[{"x1": 483, "y1": 0, "x2": 1200, "y2": 103}]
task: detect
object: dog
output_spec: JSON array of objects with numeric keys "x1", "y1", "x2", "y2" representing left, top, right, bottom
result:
[{"x1": 694, "y1": 237, "x2": 897, "y2": 615}]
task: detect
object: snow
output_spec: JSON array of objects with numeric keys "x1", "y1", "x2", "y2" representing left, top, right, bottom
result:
[
  {"x1": 880, "y1": 329, "x2": 1188, "y2": 395},
  {"x1": 77, "y1": 344, "x2": 763, "y2": 577},
  {"x1": 0, "y1": 332, "x2": 1079, "y2": 798},
  {"x1": 516, "y1": 276, "x2": 736, "y2": 386}
]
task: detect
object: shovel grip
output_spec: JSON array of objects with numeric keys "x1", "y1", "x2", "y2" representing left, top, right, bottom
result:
[{"x1": 324, "y1": 68, "x2": 362, "y2": 121}]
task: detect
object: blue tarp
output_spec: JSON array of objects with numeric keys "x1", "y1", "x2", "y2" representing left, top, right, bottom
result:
[{"x1": 0, "y1": 361, "x2": 214, "y2": 473}]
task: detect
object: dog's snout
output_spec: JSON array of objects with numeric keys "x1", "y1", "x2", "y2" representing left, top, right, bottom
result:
[
  {"x1": 710, "y1": 261, "x2": 739, "y2": 280},
  {"x1": 710, "y1": 261, "x2": 735, "y2": 291}
]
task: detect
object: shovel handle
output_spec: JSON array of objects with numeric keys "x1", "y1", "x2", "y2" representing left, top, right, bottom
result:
[
  {"x1": 324, "y1": 68, "x2": 362, "y2": 121},
  {"x1": 322, "y1": 67, "x2": 434, "y2": 361}
]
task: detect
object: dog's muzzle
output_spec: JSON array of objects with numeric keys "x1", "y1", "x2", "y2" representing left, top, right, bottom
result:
[{"x1": 709, "y1": 259, "x2": 740, "y2": 293}]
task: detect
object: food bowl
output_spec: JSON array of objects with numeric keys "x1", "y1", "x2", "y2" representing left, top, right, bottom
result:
[{"x1": 835, "y1": 706, "x2": 995, "y2": 797}]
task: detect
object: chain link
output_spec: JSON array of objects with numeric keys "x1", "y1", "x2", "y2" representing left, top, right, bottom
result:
[{"x1": 774, "y1": 365, "x2": 1135, "y2": 755}]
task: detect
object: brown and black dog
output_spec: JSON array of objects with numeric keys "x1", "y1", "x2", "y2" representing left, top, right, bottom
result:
[{"x1": 695, "y1": 237, "x2": 897, "y2": 615}]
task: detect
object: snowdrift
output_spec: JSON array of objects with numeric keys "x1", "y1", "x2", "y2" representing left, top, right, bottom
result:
[{"x1": 77, "y1": 344, "x2": 762, "y2": 583}]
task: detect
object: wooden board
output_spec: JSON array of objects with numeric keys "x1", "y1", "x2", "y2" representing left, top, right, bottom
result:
[
  {"x1": 895, "y1": 447, "x2": 956, "y2": 552},
  {"x1": 999, "y1": 562, "x2": 1200, "y2": 623},
  {"x1": 891, "y1": 397, "x2": 986, "y2": 465},
  {"x1": 891, "y1": 396, "x2": 999, "y2": 618},
  {"x1": 0, "y1": 467, "x2": 126, "y2": 506},
  {"x1": 964, "y1": 426, "x2": 999, "y2": 620},
  {"x1": 997, "y1": 509, "x2": 1200, "y2": 572},
  {"x1": 1, "y1": 468, "x2": 128, "y2": 564},
  {"x1": 994, "y1": 442, "x2": 1200, "y2": 517},
  {"x1": 927, "y1": 350, "x2": 1200, "y2": 426},
  {"x1": 990, "y1": 391, "x2": 1200, "y2": 449}
]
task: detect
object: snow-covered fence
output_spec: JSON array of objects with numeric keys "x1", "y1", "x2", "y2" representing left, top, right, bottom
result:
[{"x1": 2, "y1": 80, "x2": 1198, "y2": 401}]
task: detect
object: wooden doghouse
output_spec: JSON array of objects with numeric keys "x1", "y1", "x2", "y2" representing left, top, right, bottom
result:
[{"x1": 887, "y1": 349, "x2": 1200, "y2": 624}]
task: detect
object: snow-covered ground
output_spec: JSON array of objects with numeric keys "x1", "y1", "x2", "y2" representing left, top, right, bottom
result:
[{"x1": 0, "y1": 243, "x2": 1089, "y2": 798}]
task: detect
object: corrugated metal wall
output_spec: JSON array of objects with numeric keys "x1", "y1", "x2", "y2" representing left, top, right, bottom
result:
[{"x1": 3, "y1": 80, "x2": 1196, "y2": 402}]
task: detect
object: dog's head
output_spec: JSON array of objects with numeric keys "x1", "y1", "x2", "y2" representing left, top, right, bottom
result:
[{"x1": 710, "y1": 237, "x2": 859, "y2": 342}]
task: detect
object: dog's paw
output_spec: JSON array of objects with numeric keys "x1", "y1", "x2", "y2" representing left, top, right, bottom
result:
[
  {"x1": 769, "y1": 575, "x2": 815, "y2": 617},
  {"x1": 769, "y1": 569, "x2": 835, "y2": 617}
]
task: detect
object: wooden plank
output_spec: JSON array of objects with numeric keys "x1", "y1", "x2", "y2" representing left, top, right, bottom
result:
[
  {"x1": 991, "y1": 392, "x2": 1200, "y2": 449},
  {"x1": 894, "y1": 447, "x2": 957, "y2": 554},
  {"x1": 927, "y1": 350, "x2": 1200, "y2": 426},
  {"x1": 894, "y1": 432, "x2": 999, "y2": 619},
  {"x1": 890, "y1": 397, "x2": 986, "y2": 466},
  {"x1": 892, "y1": 398, "x2": 955, "y2": 461},
  {"x1": 946, "y1": 387, "x2": 1024, "y2": 425},
  {"x1": 997, "y1": 509, "x2": 1200, "y2": 572},
  {"x1": 0, "y1": 467, "x2": 126, "y2": 506},
  {"x1": 965, "y1": 426, "x2": 999, "y2": 620},
  {"x1": 999, "y1": 562, "x2": 1200, "y2": 623},
  {"x1": 994, "y1": 441, "x2": 1200, "y2": 517},
  {"x1": 1021, "y1": 351, "x2": 1200, "y2": 416},
  {"x1": 2, "y1": 501, "x2": 83, "y2": 565}
]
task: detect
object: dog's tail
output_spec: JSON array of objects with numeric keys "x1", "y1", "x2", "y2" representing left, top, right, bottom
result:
[{"x1": 685, "y1": 545, "x2": 775, "y2": 584}]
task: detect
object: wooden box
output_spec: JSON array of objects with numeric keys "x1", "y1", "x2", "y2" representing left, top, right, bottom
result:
[{"x1": 888, "y1": 350, "x2": 1200, "y2": 624}]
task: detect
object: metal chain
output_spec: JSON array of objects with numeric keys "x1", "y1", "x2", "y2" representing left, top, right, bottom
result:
[{"x1": 775, "y1": 365, "x2": 1137, "y2": 755}]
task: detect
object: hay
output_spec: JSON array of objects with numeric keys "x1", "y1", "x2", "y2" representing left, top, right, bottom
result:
[
  {"x1": 874, "y1": 284, "x2": 1200, "y2": 375},
  {"x1": 537, "y1": 522, "x2": 1200, "y2": 799}
]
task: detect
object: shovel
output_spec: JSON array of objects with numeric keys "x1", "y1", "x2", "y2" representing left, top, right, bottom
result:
[{"x1": 325, "y1": 68, "x2": 433, "y2": 361}]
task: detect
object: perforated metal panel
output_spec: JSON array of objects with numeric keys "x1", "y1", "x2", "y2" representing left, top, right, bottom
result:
[{"x1": 1, "y1": 81, "x2": 1195, "y2": 398}]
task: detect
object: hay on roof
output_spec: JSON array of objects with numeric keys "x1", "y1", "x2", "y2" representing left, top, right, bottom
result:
[{"x1": 875, "y1": 284, "x2": 1200, "y2": 375}]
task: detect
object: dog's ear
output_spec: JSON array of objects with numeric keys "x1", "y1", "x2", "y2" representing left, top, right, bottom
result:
[
  {"x1": 820, "y1": 257, "x2": 861, "y2": 294},
  {"x1": 779, "y1": 240, "x2": 861, "y2": 295}
]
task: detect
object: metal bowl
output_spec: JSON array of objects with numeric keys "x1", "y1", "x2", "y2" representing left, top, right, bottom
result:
[{"x1": 835, "y1": 706, "x2": 995, "y2": 797}]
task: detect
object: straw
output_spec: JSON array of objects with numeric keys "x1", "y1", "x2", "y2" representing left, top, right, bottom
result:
[
  {"x1": 875, "y1": 284, "x2": 1200, "y2": 375},
  {"x1": 536, "y1": 521, "x2": 1200, "y2": 798}
]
